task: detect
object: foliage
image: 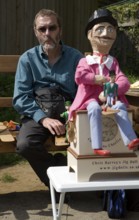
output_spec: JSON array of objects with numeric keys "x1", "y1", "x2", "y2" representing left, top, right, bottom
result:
[
  {"x1": 108, "y1": 1, "x2": 139, "y2": 25},
  {"x1": 107, "y1": 1, "x2": 139, "y2": 80},
  {"x1": 0, "y1": 73, "x2": 20, "y2": 122},
  {"x1": 0, "y1": 74, "x2": 14, "y2": 96},
  {"x1": 0, "y1": 107, "x2": 20, "y2": 122}
]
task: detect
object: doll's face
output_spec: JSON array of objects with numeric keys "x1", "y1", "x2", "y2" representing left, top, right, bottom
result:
[
  {"x1": 88, "y1": 22, "x2": 117, "y2": 53},
  {"x1": 110, "y1": 75, "x2": 116, "y2": 83}
]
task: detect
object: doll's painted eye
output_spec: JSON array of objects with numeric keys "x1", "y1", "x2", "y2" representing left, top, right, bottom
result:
[
  {"x1": 95, "y1": 26, "x2": 115, "y2": 34},
  {"x1": 96, "y1": 26, "x2": 104, "y2": 34},
  {"x1": 107, "y1": 26, "x2": 114, "y2": 33}
]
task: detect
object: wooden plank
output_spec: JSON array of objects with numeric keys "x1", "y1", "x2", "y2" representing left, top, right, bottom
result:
[
  {"x1": 0, "y1": 128, "x2": 68, "y2": 153},
  {"x1": 68, "y1": 147, "x2": 136, "y2": 159},
  {"x1": 126, "y1": 89, "x2": 139, "y2": 97},
  {"x1": 0, "y1": 137, "x2": 68, "y2": 154},
  {"x1": 0, "y1": 97, "x2": 12, "y2": 107},
  {"x1": 0, "y1": 141, "x2": 16, "y2": 153},
  {"x1": 46, "y1": 136, "x2": 69, "y2": 151},
  {"x1": 0, "y1": 124, "x2": 7, "y2": 133},
  {"x1": 102, "y1": 108, "x2": 120, "y2": 115},
  {"x1": 0, "y1": 55, "x2": 19, "y2": 72},
  {"x1": 0, "y1": 124, "x2": 15, "y2": 142},
  {"x1": 0, "y1": 130, "x2": 15, "y2": 142},
  {"x1": 0, "y1": 140, "x2": 68, "y2": 153}
]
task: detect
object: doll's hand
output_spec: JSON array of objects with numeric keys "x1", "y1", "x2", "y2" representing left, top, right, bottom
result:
[
  {"x1": 99, "y1": 91, "x2": 106, "y2": 103},
  {"x1": 95, "y1": 75, "x2": 107, "y2": 85}
]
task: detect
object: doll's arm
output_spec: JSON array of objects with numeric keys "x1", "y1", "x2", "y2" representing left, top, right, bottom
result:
[{"x1": 114, "y1": 59, "x2": 130, "y2": 94}]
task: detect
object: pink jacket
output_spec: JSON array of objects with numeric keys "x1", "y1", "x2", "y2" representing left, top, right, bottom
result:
[{"x1": 68, "y1": 55, "x2": 130, "y2": 120}]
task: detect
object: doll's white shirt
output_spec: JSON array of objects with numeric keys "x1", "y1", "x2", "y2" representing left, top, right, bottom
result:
[{"x1": 86, "y1": 54, "x2": 114, "y2": 75}]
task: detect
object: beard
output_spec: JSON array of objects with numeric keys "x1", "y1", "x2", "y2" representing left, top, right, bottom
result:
[
  {"x1": 43, "y1": 41, "x2": 56, "y2": 51},
  {"x1": 41, "y1": 34, "x2": 60, "y2": 52}
]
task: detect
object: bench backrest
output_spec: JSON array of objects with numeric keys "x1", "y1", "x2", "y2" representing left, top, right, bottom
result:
[{"x1": 0, "y1": 55, "x2": 20, "y2": 107}]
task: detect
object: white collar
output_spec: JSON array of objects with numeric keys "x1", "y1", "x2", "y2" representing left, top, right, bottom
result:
[{"x1": 86, "y1": 54, "x2": 114, "y2": 70}]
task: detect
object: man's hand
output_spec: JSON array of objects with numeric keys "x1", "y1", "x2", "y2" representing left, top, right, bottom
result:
[
  {"x1": 40, "y1": 118, "x2": 65, "y2": 135},
  {"x1": 95, "y1": 75, "x2": 107, "y2": 85}
]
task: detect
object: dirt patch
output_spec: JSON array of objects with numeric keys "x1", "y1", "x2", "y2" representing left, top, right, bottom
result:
[
  {"x1": 0, "y1": 162, "x2": 47, "y2": 194},
  {"x1": 0, "y1": 162, "x2": 139, "y2": 220},
  {"x1": 0, "y1": 162, "x2": 55, "y2": 220}
]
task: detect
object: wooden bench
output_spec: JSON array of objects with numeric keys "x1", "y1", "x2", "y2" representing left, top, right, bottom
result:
[
  {"x1": 0, "y1": 55, "x2": 69, "y2": 154},
  {"x1": 0, "y1": 55, "x2": 138, "y2": 155}
]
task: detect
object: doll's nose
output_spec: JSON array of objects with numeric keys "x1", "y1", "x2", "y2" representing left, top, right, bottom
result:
[{"x1": 101, "y1": 28, "x2": 108, "y2": 36}]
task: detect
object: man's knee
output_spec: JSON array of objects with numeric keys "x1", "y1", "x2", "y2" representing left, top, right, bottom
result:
[{"x1": 16, "y1": 138, "x2": 31, "y2": 155}]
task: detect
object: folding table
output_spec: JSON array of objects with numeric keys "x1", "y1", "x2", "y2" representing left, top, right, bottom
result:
[{"x1": 47, "y1": 166, "x2": 139, "y2": 220}]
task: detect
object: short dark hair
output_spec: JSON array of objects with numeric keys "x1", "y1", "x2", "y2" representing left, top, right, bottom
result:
[
  {"x1": 34, "y1": 9, "x2": 62, "y2": 28},
  {"x1": 109, "y1": 70, "x2": 116, "y2": 77}
]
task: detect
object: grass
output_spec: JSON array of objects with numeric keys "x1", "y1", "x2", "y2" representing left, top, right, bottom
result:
[
  {"x1": 0, "y1": 173, "x2": 17, "y2": 183},
  {"x1": 0, "y1": 153, "x2": 25, "y2": 166}
]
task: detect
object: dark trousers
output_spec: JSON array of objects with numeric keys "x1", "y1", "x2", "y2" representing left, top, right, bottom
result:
[{"x1": 16, "y1": 117, "x2": 55, "y2": 187}]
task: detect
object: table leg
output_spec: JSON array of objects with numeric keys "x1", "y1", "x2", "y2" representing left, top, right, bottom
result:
[
  {"x1": 57, "y1": 192, "x2": 65, "y2": 219},
  {"x1": 50, "y1": 180, "x2": 65, "y2": 220},
  {"x1": 50, "y1": 180, "x2": 57, "y2": 220}
]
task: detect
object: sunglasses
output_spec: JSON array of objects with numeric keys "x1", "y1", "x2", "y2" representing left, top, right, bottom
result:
[{"x1": 36, "y1": 25, "x2": 58, "y2": 33}]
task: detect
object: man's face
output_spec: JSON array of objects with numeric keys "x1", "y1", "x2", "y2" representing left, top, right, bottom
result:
[
  {"x1": 34, "y1": 15, "x2": 62, "y2": 52},
  {"x1": 88, "y1": 22, "x2": 117, "y2": 52}
]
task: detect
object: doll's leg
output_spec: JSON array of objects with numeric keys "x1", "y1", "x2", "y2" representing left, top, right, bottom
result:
[
  {"x1": 109, "y1": 94, "x2": 114, "y2": 106},
  {"x1": 107, "y1": 95, "x2": 112, "y2": 106},
  {"x1": 87, "y1": 101, "x2": 110, "y2": 156},
  {"x1": 112, "y1": 101, "x2": 139, "y2": 149}
]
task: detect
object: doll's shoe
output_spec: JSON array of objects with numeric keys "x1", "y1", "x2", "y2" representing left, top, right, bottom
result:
[
  {"x1": 94, "y1": 149, "x2": 111, "y2": 156},
  {"x1": 103, "y1": 107, "x2": 107, "y2": 112},
  {"x1": 128, "y1": 138, "x2": 139, "y2": 150}
]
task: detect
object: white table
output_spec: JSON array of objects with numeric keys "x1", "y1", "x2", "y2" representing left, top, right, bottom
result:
[{"x1": 47, "y1": 166, "x2": 139, "y2": 220}]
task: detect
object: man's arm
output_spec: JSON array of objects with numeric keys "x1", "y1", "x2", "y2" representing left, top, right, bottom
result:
[{"x1": 13, "y1": 55, "x2": 47, "y2": 123}]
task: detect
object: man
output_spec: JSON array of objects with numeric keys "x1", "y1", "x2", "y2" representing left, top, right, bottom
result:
[
  {"x1": 13, "y1": 9, "x2": 83, "y2": 188},
  {"x1": 68, "y1": 8, "x2": 139, "y2": 156}
]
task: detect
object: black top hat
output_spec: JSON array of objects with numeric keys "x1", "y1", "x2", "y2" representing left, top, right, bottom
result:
[{"x1": 85, "y1": 8, "x2": 118, "y2": 36}]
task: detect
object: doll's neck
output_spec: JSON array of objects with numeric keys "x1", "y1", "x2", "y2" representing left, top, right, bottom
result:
[
  {"x1": 93, "y1": 51, "x2": 108, "y2": 57},
  {"x1": 93, "y1": 51, "x2": 108, "y2": 64},
  {"x1": 91, "y1": 43, "x2": 111, "y2": 54}
]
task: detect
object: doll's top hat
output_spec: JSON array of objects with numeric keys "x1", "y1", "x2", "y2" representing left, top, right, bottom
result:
[{"x1": 85, "y1": 8, "x2": 118, "y2": 36}]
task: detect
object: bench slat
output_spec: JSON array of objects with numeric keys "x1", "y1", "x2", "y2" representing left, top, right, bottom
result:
[
  {"x1": 0, "y1": 55, "x2": 19, "y2": 72},
  {"x1": 0, "y1": 137, "x2": 69, "y2": 153},
  {"x1": 0, "y1": 97, "x2": 13, "y2": 107}
]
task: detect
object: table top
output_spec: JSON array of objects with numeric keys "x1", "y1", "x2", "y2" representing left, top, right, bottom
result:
[{"x1": 47, "y1": 166, "x2": 139, "y2": 193}]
